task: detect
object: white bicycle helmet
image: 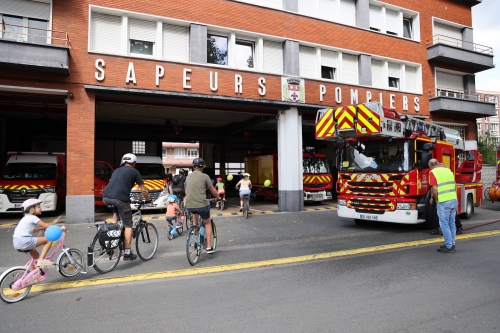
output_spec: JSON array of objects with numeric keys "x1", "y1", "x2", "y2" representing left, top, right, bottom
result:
[
  {"x1": 22, "y1": 198, "x2": 42, "y2": 213},
  {"x1": 121, "y1": 153, "x2": 137, "y2": 166}
]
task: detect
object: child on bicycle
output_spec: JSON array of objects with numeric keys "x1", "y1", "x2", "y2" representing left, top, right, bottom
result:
[
  {"x1": 12, "y1": 198, "x2": 66, "y2": 268},
  {"x1": 235, "y1": 173, "x2": 252, "y2": 211},
  {"x1": 215, "y1": 177, "x2": 226, "y2": 208},
  {"x1": 165, "y1": 195, "x2": 183, "y2": 234}
]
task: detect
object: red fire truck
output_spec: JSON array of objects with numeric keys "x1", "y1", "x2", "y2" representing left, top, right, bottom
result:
[
  {"x1": 315, "y1": 102, "x2": 483, "y2": 228},
  {"x1": 244, "y1": 150, "x2": 333, "y2": 202}
]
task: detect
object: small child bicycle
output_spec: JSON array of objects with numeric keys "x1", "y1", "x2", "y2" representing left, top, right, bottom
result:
[{"x1": 0, "y1": 228, "x2": 86, "y2": 303}]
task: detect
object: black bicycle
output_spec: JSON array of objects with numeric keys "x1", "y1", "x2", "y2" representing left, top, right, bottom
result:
[
  {"x1": 89, "y1": 200, "x2": 159, "y2": 274},
  {"x1": 241, "y1": 194, "x2": 250, "y2": 219}
]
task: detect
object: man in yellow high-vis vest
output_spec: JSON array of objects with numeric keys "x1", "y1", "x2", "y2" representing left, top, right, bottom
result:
[{"x1": 429, "y1": 159, "x2": 458, "y2": 253}]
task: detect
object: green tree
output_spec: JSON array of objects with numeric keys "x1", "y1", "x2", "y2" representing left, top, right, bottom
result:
[
  {"x1": 207, "y1": 37, "x2": 227, "y2": 65},
  {"x1": 478, "y1": 131, "x2": 497, "y2": 164}
]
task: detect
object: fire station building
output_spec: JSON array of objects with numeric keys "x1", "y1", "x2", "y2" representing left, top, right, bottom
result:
[{"x1": 0, "y1": 0, "x2": 495, "y2": 222}]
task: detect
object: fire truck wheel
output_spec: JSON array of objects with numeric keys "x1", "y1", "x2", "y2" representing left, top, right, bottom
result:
[{"x1": 459, "y1": 194, "x2": 474, "y2": 220}]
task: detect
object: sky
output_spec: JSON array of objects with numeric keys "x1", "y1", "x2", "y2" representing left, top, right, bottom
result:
[{"x1": 472, "y1": 0, "x2": 500, "y2": 92}]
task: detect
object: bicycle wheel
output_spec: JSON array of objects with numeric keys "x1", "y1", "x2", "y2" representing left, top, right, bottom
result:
[
  {"x1": 136, "y1": 222, "x2": 158, "y2": 260},
  {"x1": 90, "y1": 234, "x2": 121, "y2": 274},
  {"x1": 0, "y1": 268, "x2": 31, "y2": 303},
  {"x1": 220, "y1": 200, "x2": 224, "y2": 211},
  {"x1": 186, "y1": 226, "x2": 201, "y2": 266},
  {"x1": 244, "y1": 199, "x2": 249, "y2": 219},
  {"x1": 186, "y1": 211, "x2": 194, "y2": 229},
  {"x1": 57, "y1": 248, "x2": 84, "y2": 278},
  {"x1": 167, "y1": 225, "x2": 175, "y2": 241},
  {"x1": 210, "y1": 219, "x2": 217, "y2": 250}
]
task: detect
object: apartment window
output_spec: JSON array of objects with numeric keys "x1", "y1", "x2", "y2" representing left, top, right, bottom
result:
[
  {"x1": 163, "y1": 24, "x2": 189, "y2": 62},
  {"x1": 162, "y1": 148, "x2": 167, "y2": 157},
  {"x1": 477, "y1": 123, "x2": 482, "y2": 131},
  {"x1": 299, "y1": 45, "x2": 316, "y2": 78},
  {"x1": 405, "y1": 66, "x2": 417, "y2": 93},
  {"x1": 91, "y1": 12, "x2": 121, "y2": 53},
  {"x1": 388, "y1": 62, "x2": 400, "y2": 90},
  {"x1": 340, "y1": 0, "x2": 356, "y2": 26},
  {"x1": 207, "y1": 34, "x2": 228, "y2": 65},
  {"x1": 187, "y1": 149, "x2": 198, "y2": 158},
  {"x1": 235, "y1": 40, "x2": 254, "y2": 69},
  {"x1": 388, "y1": 77, "x2": 400, "y2": 89},
  {"x1": 386, "y1": 9, "x2": 398, "y2": 36},
  {"x1": 321, "y1": 49, "x2": 337, "y2": 80},
  {"x1": 436, "y1": 71, "x2": 464, "y2": 97},
  {"x1": 321, "y1": 66, "x2": 335, "y2": 80},
  {"x1": 263, "y1": 40, "x2": 283, "y2": 74},
  {"x1": 2, "y1": 15, "x2": 24, "y2": 41},
  {"x1": 491, "y1": 124, "x2": 499, "y2": 132},
  {"x1": 133, "y1": 141, "x2": 145, "y2": 154},
  {"x1": 129, "y1": 18, "x2": 156, "y2": 56},
  {"x1": 433, "y1": 22, "x2": 462, "y2": 48},
  {"x1": 403, "y1": 17, "x2": 413, "y2": 39},
  {"x1": 342, "y1": 53, "x2": 358, "y2": 84},
  {"x1": 369, "y1": 5, "x2": 381, "y2": 32},
  {"x1": 174, "y1": 148, "x2": 185, "y2": 157},
  {"x1": 2, "y1": 15, "x2": 48, "y2": 44}
]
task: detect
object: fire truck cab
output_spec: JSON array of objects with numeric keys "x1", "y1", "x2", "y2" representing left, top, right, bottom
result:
[
  {"x1": 130, "y1": 155, "x2": 169, "y2": 210},
  {"x1": 316, "y1": 102, "x2": 482, "y2": 228}
]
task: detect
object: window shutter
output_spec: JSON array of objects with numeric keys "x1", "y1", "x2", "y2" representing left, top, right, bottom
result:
[
  {"x1": 371, "y1": 60, "x2": 384, "y2": 88},
  {"x1": 433, "y1": 22, "x2": 462, "y2": 46},
  {"x1": 386, "y1": 9, "x2": 398, "y2": 35},
  {"x1": 91, "y1": 12, "x2": 122, "y2": 54},
  {"x1": 0, "y1": 0, "x2": 50, "y2": 20},
  {"x1": 436, "y1": 72, "x2": 464, "y2": 91},
  {"x1": 163, "y1": 24, "x2": 189, "y2": 62},
  {"x1": 262, "y1": 0, "x2": 281, "y2": 9},
  {"x1": 318, "y1": 0, "x2": 335, "y2": 21},
  {"x1": 321, "y1": 49, "x2": 337, "y2": 68},
  {"x1": 129, "y1": 18, "x2": 156, "y2": 42},
  {"x1": 342, "y1": 53, "x2": 358, "y2": 84},
  {"x1": 263, "y1": 40, "x2": 283, "y2": 74},
  {"x1": 298, "y1": 0, "x2": 314, "y2": 16},
  {"x1": 299, "y1": 45, "x2": 316, "y2": 78},
  {"x1": 340, "y1": 0, "x2": 356, "y2": 26},
  {"x1": 369, "y1": 5, "x2": 381, "y2": 30},
  {"x1": 405, "y1": 66, "x2": 417, "y2": 92},
  {"x1": 388, "y1": 62, "x2": 400, "y2": 78}
]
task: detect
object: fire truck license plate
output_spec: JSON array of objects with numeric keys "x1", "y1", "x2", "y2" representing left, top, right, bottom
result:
[
  {"x1": 359, "y1": 214, "x2": 378, "y2": 221},
  {"x1": 14, "y1": 203, "x2": 22, "y2": 208}
]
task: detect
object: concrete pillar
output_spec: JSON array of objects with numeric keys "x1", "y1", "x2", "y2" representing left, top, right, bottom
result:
[
  {"x1": 283, "y1": 40, "x2": 299, "y2": 76},
  {"x1": 356, "y1": 0, "x2": 370, "y2": 29},
  {"x1": 277, "y1": 107, "x2": 303, "y2": 212},
  {"x1": 462, "y1": 27, "x2": 473, "y2": 50},
  {"x1": 190, "y1": 24, "x2": 207, "y2": 64},
  {"x1": 283, "y1": 0, "x2": 298, "y2": 12},
  {"x1": 358, "y1": 54, "x2": 372, "y2": 86},
  {"x1": 66, "y1": 86, "x2": 95, "y2": 224}
]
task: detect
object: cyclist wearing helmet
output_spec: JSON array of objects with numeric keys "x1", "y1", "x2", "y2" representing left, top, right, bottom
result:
[
  {"x1": 172, "y1": 169, "x2": 188, "y2": 198},
  {"x1": 103, "y1": 153, "x2": 151, "y2": 261},
  {"x1": 13, "y1": 198, "x2": 66, "y2": 267},
  {"x1": 214, "y1": 177, "x2": 225, "y2": 208},
  {"x1": 236, "y1": 173, "x2": 252, "y2": 211},
  {"x1": 185, "y1": 157, "x2": 219, "y2": 254},
  {"x1": 165, "y1": 195, "x2": 183, "y2": 234}
]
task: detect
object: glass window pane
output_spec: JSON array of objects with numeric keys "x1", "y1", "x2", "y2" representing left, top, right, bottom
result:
[
  {"x1": 321, "y1": 66, "x2": 335, "y2": 80},
  {"x1": 235, "y1": 40, "x2": 254, "y2": 69},
  {"x1": 207, "y1": 34, "x2": 228, "y2": 65},
  {"x1": 28, "y1": 19, "x2": 47, "y2": 44},
  {"x1": 403, "y1": 18, "x2": 412, "y2": 39},
  {"x1": 130, "y1": 39, "x2": 153, "y2": 55},
  {"x1": 3, "y1": 15, "x2": 24, "y2": 41},
  {"x1": 389, "y1": 77, "x2": 400, "y2": 89}
]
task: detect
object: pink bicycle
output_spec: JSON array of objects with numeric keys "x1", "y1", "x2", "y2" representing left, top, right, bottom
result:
[{"x1": 0, "y1": 230, "x2": 86, "y2": 303}]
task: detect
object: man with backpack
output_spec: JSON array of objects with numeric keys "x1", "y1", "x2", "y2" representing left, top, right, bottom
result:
[{"x1": 172, "y1": 169, "x2": 188, "y2": 198}]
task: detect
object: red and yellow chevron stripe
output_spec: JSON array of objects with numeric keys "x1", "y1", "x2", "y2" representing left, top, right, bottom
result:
[
  {"x1": 356, "y1": 103, "x2": 381, "y2": 135},
  {"x1": 1, "y1": 184, "x2": 51, "y2": 190},
  {"x1": 303, "y1": 175, "x2": 332, "y2": 184},
  {"x1": 336, "y1": 105, "x2": 356, "y2": 132},
  {"x1": 315, "y1": 108, "x2": 335, "y2": 139},
  {"x1": 133, "y1": 179, "x2": 166, "y2": 191}
]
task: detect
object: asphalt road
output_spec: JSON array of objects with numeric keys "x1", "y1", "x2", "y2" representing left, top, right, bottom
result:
[{"x1": 1, "y1": 200, "x2": 499, "y2": 333}]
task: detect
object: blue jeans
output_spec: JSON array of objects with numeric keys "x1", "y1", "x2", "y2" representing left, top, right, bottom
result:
[{"x1": 437, "y1": 199, "x2": 458, "y2": 248}]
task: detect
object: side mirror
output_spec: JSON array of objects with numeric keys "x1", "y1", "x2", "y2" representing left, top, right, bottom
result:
[{"x1": 421, "y1": 152, "x2": 432, "y2": 169}]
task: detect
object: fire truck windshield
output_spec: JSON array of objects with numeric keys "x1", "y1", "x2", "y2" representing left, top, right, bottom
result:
[
  {"x1": 303, "y1": 157, "x2": 330, "y2": 174},
  {"x1": 135, "y1": 163, "x2": 165, "y2": 179},
  {"x1": 2, "y1": 163, "x2": 56, "y2": 180},
  {"x1": 341, "y1": 140, "x2": 411, "y2": 173}
]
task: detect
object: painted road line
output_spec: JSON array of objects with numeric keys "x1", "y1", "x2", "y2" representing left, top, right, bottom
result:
[{"x1": 29, "y1": 229, "x2": 500, "y2": 294}]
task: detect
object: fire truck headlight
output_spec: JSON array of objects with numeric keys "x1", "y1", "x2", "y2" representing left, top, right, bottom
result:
[
  {"x1": 338, "y1": 199, "x2": 346, "y2": 206},
  {"x1": 0, "y1": 187, "x2": 4, "y2": 193},
  {"x1": 43, "y1": 186, "x2": 55, "y2": 193},
  {"x1": 326, "y1": 192, "x2": 332, "y2": 196},
  {"x1": 396, "y1": 203, "x2": 416, "y2": 210}
]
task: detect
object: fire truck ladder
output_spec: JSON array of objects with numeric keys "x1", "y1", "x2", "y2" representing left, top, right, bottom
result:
[{"x1": 402, "y1": 115, "x2": 461, "y2": 140}]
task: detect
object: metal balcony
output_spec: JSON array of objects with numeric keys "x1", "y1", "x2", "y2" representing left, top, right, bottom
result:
[
  {"x1": 427, "y1": 35, "x2": 494, "y2": 72},
  {"x1": 0, "y1": 20, "x2": 70, "y2": 76},
  {"x1": 454, "y1": 0, "x2": 481, "y2": 6},
  {"x1": 429, "y1": 88, "x2": 496, "y2": 118}
]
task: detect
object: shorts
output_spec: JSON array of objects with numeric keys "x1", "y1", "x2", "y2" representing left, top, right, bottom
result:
[
  {"x1": 186, "y1": 205, "x2": 211, "y2": 220},
  {"x1": 13, "y1": 237, "x2": 37, "y2": 251},
  {"x1": 172, "y1": 188, "x2": 185, "y2": 197},
  {"x1": 217, "y1": 189, "x2": 225, "y2": 194},
  {"x1": 103, "y1": 197, "x2": 133, "y2": 228},
  {"x1": 239, "y1": 190, "x2": 251, "y2": 198},
  {"x1": 165, "y1": 216, "x2": 176, "y2": 222}
]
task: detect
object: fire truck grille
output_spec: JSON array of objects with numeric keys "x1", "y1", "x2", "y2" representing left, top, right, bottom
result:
[
  {"x1": 348, "y1": 198, "x2": 394, "y2": 212},
  {"x1": 304, "y1": 184, "x2": 329, "y2": 189},
  {"x1": 130, "y1": 190, "x2": 162, "y2": 202},
  {"x1": 347, "y1": 182, "x2": 394, "y2": 196},
  {"x1": 6, "y1": 190, "x2": 43, "y2": 203}
]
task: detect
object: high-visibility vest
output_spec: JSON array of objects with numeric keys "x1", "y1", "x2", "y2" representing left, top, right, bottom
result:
[{"x1": 430, "y1": 167, "x2": 457, "y2": 203}]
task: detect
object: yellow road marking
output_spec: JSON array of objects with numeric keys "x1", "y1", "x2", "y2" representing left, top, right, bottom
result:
[{"x1": 28, "y1": 230, "x2": 500, "y2": 294}]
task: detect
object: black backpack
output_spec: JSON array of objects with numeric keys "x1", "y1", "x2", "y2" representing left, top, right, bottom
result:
[{"x1": 172, "y1": 174, "x2": 182, "y2": 185}]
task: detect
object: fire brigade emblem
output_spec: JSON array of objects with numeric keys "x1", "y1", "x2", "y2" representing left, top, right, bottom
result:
[
  {"x1": 282, "y1": 78, "x2": 305, "y2": 103},
  {"x1": 21, "y1": 189, "x2": 27, "y2": 196}
]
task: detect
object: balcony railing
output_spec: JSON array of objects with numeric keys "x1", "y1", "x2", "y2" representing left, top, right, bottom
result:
[
  {"x1": 429, "y1": 88, "x2": 497, "y2": 103},
  {"x1": 1, "y1": 20, "x2": 69, "y2": 46},
  {"x1": 427, "y1": 34, "x2": 493, "y2": 55}
]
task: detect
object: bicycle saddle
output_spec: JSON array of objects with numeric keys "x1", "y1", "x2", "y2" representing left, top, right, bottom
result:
[{"x1": 17, "y1": 249, "x2": 31, "y2": 253}]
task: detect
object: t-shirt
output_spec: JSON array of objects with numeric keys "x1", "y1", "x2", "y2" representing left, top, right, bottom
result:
[
  {"x1": 185, "y1": 172, "x2": 213, "y2": 209},
  {"x1": 103, "y1": 166, "x2": 144, "y2": 202},
  {"x1": 215, "y1": 182, "x2": 224, "y2": 190},
  {"x1": 239, "y1": 179, "x2": 251, "y2": 191},
  {"x1": 13, "y1": 215, "x2": 41, "y2": 239},
  {"x1": 165, "y1": 203, "x2": 179, "y2": 216}
]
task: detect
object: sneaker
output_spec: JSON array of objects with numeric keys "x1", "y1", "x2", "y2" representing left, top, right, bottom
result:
[
  {"x1": 437, "y1": 246, "x2": 456, "y2": 253},
  {"x1": 123, "y1": 253, "x2": 138, "y2": 261},
  {"x1": 206, "y1": 247, "x2": 215, "y2": 254},
  {"x1": 239, "y1": 207, "x2": 243, "y2": 212},
  {"x1": 430, "y1": 228, "x2": 439, "y2": 235},
  {"x1": 456, "y1": 227, "x2": 463, "y2": 235},
  {"x1": 37, "y1": 259, "x2": 54, "y2": 266},
  {"x1": 439, "y1": 244, "x2": 455, "y2": 250}
]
